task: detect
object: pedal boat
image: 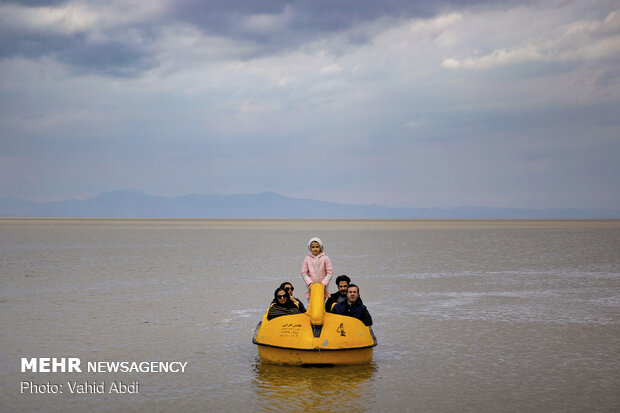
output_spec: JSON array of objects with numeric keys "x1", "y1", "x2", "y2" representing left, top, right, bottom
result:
[{"x1": 252, "y1": 283, "x2": 377, "y2": 365}]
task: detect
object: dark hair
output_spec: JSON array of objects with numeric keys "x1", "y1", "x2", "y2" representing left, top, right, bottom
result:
[
  {"x1": 335, "y1": 274, "x2": 351, "y2": 285},
  {"x1": 347, "y1": 283, "x2": 359, "y2": 293},
  {"x1": 273, "y1": 287, "x2": 296, "y2": 308},
  {"x1": 279, "y1": 282, "x2": 293, "y2": 290}
]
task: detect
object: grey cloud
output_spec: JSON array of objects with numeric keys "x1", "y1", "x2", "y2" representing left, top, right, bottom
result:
[
  {"x1": 57, "y1": 37, "x2": 157, "y2": 76},
  {"x1": 170, "y1": 0, "x2": 519, "y2": 52},
  {"x1": 3, "y1": 0, "x2": 66, "y2": 5},
  {"x1": 0, "y1": 33, "x2": 155, "y2": 76},
  {"x1": 0, "y1": 0, "x2": 522, "y2": 76}
]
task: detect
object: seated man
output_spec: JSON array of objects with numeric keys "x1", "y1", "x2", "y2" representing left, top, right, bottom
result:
[
  {"x1": 332, "y1": 284, "x2": 372, "y2": 326},
  {"x1": 325, "y1": 274, "x2": 350, "y2": 312}
]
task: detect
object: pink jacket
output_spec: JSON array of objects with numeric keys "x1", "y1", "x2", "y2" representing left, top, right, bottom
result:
[{"x1": 301, "y1": 252, "x2": 333, "y2": 298}]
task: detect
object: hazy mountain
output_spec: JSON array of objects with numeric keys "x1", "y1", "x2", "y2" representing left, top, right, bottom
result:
[{"x1": 0, "y1": 191, "x2": 618, "y2": 218}]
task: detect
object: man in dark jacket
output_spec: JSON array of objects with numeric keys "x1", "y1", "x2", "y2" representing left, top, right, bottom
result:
[
  {"x1": 325, "y1": 274, "x2": 351, "y2": 312},
  {"x1": 332, "y1": 284, "x2": 372, "y2": 326}
]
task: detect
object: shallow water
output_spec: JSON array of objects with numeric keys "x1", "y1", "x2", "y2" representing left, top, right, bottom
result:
[{"x1": 1, "y1": 219, "x2": 619, "y2": 412}]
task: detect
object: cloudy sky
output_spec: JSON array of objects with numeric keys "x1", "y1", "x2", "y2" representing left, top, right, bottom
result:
[{"x1": 1, "y1": 0, "x2": 619, "y2": 209}]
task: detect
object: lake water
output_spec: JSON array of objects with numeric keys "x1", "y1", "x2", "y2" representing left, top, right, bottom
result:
[{"x1": 1, "y1": 219, "x2": 619, "y2": 412}]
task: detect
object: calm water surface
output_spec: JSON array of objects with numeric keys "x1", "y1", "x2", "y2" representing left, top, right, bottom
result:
[{"x1": 1, "y1": 219, "x2": 619, "y2": 412}]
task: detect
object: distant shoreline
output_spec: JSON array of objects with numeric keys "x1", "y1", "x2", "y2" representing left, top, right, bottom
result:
[
  {"x1": 3, "y1": 217, "x2": 619, "y2": 226},
  {"x1": 2, "y1": 191, "x2": 618, "y2": 219}
]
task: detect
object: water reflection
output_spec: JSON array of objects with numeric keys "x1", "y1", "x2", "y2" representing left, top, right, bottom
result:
[{"x1": 252, "y1": 361, "x2": 377, "y2": 412}]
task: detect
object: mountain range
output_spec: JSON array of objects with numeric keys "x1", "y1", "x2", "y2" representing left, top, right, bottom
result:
[{"x1": 0, "y1": 190, "x2": 618, "y2": 219}]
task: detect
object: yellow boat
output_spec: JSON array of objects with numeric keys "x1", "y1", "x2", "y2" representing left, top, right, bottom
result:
[{"x1": 252, "y1": 283, "x2": 377, "y2": 365}]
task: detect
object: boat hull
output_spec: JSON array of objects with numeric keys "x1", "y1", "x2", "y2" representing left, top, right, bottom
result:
[
  {"x1": 257, "y1": 345, "x2": 373, "y2": 365},
  {"x1": 252, "y1": 312, "x2": 377, "y2": 365}
]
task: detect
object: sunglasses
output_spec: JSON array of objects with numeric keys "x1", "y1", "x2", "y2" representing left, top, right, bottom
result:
[
  {"x1": 285, "y1": 287, "x2": 294, "y2": 291},
  {"x1": 276, "y1": 295, "x2": 287, "y2": 299}
]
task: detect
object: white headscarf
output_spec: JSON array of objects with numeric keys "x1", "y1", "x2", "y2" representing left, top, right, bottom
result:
[{"x1": 307, "y1": 237, "x2": 324, "y2": 253}]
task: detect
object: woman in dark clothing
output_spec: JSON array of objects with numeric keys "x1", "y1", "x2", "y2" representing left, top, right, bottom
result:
[
  {"x1": 279, "y1": 282, "x2": 306, "y2": 313},
  {"x1": 267, "y1": 288, "x2": 301, "y2": 320}
]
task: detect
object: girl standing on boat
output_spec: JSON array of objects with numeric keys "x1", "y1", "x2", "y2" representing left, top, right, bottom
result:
[{"x1": 301, "y1": 237, "x2": 333, "y2": 298}]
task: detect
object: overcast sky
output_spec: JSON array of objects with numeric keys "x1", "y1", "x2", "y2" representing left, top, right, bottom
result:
[{"x1": 1, "y1": 0, "x2": 619, "y2": 209}]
